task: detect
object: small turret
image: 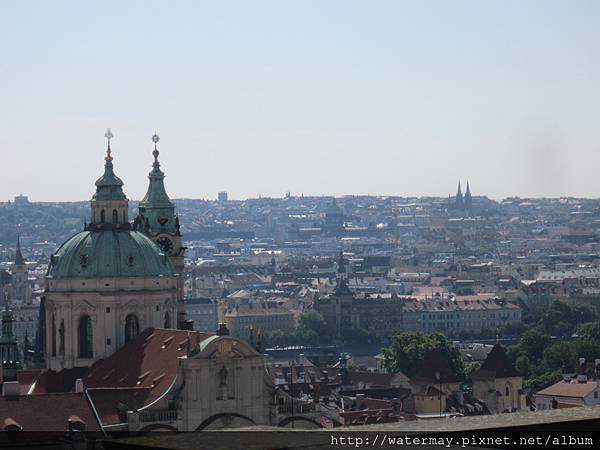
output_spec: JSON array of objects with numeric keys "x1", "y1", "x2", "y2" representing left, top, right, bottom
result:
[{"x1": 89, "y1": 129, "x2": 130, "y2": 229}]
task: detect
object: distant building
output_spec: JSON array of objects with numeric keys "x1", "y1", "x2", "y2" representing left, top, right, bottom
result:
[
  {"x1": 317, "y1": 280, "x2": 522, "y2": 341},
  {"x1": 322, "y1": 198, "x2": 344, "y2": 236},
  {"x1": 218, "y1": 191, "x2": 228, "y2": 203},
  {"x1": 225, "y1": 301, "x2": 295, "y2": 340},
  {"x1": 534, "y1": 358, "x2": 600, "y2": 410},
  {"x1": 13, "y1": 195, "x2": 29, "y2": 208},
  {"x1": 451, "y1": 181, "x2": 473, "y2": 216},
  {"x1": 186, "y1": 297, "x2": 218, "y2": 332}
]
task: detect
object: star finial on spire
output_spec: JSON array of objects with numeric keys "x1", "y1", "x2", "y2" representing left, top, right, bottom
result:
[{"x1": 104, "y1": 128, "x2": 114, "y2": 161}]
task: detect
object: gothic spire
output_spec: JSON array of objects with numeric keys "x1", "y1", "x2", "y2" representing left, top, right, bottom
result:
[
  {"x1": 14, "y1": 236, "x2": 25, "y2": 266},
  {"x1": 455, "y1": 180, "x2": 464, "y2": 206}
]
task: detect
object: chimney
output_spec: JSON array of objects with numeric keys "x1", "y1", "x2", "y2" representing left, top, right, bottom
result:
[
  {"x1": 577, "y1": 374, "x2": 588, "y2": 384},
  {"x1": 2, "y1": 381, "x2": 19, "y2": 397},
  {"x1": 580, "y1": 358, "x2": 586, "y2": 369},
  {"x1": 75, "y1": 378, "x2": 84, "y2": 393}
]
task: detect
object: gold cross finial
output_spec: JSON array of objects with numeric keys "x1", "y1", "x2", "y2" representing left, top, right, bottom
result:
[{"x1": 104, "y1": 128, "x2": 114, "y2": 161}]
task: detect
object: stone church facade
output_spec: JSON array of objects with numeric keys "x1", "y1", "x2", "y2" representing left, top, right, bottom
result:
[
  {"x1": 44, "y1": 136, "x2": 179, "y2": 370},
  {"x1": 33, "y1": 133, "x2": 281, "y2": 433}
]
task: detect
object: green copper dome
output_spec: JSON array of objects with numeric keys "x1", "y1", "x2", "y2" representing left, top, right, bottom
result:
[{"x1": 46, "y1": 230, "x2": 174, "y2": 279}]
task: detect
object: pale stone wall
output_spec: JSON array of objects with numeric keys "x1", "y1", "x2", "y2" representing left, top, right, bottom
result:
[
  {"x1": 413, "y1": 393, "x2": 446, "y2": 415},
  {"x1": 472, "y1": 375, "x2": 525, "y2": 414},
  {"x1": 177, "y1": 336, "x2": 275, "y2": 431},
  {"x1": 91, "y1": 199, "x2": 129, "y2": 225},
  {"x1": 45, "y1": 275, "x2": 178, "y2": 370}
]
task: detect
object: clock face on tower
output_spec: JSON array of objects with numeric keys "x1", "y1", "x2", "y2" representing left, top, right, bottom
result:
[{"x1": 156, "y1": 236, "x2": 174, "y2": 254}]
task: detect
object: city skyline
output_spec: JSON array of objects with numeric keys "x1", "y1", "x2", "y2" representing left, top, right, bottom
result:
[{"x1": 2, "y1": 1, "x2": 600, "y2": 201}]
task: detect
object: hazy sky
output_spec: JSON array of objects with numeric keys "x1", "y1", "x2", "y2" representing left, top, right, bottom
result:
[{"x1": 2, "y1": 1, "x2": 600, "y2": 201}]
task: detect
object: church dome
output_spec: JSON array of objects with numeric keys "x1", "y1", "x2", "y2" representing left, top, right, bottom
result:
[{"x1": 46, "y1": 230, "x2": 174, "y2": 279}]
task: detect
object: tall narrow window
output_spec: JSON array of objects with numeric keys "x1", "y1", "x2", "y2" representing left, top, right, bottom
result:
[
  {"x1": 125, "y1": 314, "x2": 140, "y2": 343},
  {"x1": 100, "y1": 209, "x2": 105, "y2": 223},
  {"x1": 78, "y1": 315, "x2": 93, "y2": 358},
  {"x1": 112, "y1": 209, "x2": 118, "y2": 224},
  {"x1": 59, "y1": 319, "x2": 65, "y2": 355},
  {"x1": 164, "y1": 311, "x2": 171, "y2": 329},
  {"x1": 51, "y1": 314, "x2": 57, "y2": 357}
]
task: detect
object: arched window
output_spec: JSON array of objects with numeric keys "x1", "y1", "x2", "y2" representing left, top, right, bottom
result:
[
  {"x1": 78, "y1": 315, "x2": 93, "y2": 358},
  {"x1": 164, "y1": 311, "x2": 171, "y2": 329},
  {"x1": 100, "y1": 209, "x2": 105, "y2": 223},
  {"x1": 51, "y1": 314, "x2": 56, "y2": 357},
  {"x1": 112, "y1": 209, "x2": 118, "y2": 224},
  {"x1": 125, "y1": 314, "x2": 140, "y2": 343},
  {"x1": 505, "y1": 386, "x2": 510, "y2": 397}
]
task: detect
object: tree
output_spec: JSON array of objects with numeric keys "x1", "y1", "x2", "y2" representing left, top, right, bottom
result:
[
  {"x1": 577, "y1": 321, "x2": 600, "y2": 342},
  {"x1": 341, "y1": 327, "x2": 378, "y2": 345},
  {"x1": 542, "y1": 342, "x2": 576, "y2": 371},
  {"x1": 294, "y1": 327, "x2": 320, "y2": 345},
  {"x1": 518, "y1": 329, "x2": 551, "y2": 363},
  {"x1": 382, "y1": 331, "x2": 465, "y2": 378},
  {"x1": 465, "y1": 362, "x2": 481, "y2": 382},
  {"x1": 262, "y1": 329, "x2": 287, "y2": 348},
  {"x1": 523, "y1": 370, "x2": 562, "y2": 391},
  {"x1": 573, "y1": 305, "x2": 598, "y2": 326},
  {"x1": 539, "y1": 301, "x2": 574, "y2": 337},
  {"x1": 296, "y1": 310, "x2": 328, "y2": 341},
  {"x1": 515, "y1": 355, "x2": 531, "y2": 378},
  {"x1": 572, "y1": 339, "x2": 600, "y2": 363}
]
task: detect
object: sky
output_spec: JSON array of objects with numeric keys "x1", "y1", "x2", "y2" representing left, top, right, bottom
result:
[{"x1": 1, "y1": 0, "x2": 600, "y2": 201}]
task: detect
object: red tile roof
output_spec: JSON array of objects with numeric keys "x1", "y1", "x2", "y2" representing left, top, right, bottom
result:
[
  {"x1": 84, "y1": 328, "x2": 214, "y2": 406},
  {"x1": 86, "y1": 387, "x2": 152, "y2": 426},
  {"x1": 536, "y1": 381, "x2": 598, "y2": 399},
  {"x1": 348, "y1": 371, "x2": 395, "y2": 387},
  {"x1": 16, "y1": 369, "x2": 43, "y2": 395},
  {"x1": 0, "y1": 392, "x2": 100, "y2": 432},
  {"x1": 32, "y1": 367, "x2": 89, "y2": 394}
]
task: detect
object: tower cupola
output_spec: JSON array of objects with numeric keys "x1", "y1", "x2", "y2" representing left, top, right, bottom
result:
[{"x1": 89, "y1": 129, "x2": 130, "y2": 229}]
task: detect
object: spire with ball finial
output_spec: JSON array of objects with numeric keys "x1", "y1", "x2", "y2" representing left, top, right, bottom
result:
[{"x1": 152, "y1": 133, "x2": 160, "y2": 168}]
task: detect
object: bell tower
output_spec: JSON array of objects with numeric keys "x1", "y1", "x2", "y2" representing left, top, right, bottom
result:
[
  {"x1": 12, "y1": 236, "x2": 30, "y2": 304},
  {"x1": 135, "y1": 134, "x2": 188, "y2": 329}
]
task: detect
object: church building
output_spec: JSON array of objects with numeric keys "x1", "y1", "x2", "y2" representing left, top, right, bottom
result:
[
  {"x1": 3, "y1": 131, "x2": 283, "y2": 435},
  {"x1": 44, "y1": 134, "x2": 180, "y2": 370}
]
